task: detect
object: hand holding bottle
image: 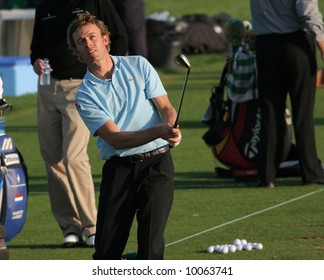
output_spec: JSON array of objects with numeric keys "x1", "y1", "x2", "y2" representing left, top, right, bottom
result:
[
  {"x1": 32, "y1": 58, "x2": 52, "y2": 86},
  {"x1": 40, "y1": 58, "x2": 51, "y2": 86}
]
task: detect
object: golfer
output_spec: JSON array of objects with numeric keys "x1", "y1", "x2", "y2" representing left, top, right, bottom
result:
[{"x1": 67, "y1": 12, "x2": 181, "y2": 260}]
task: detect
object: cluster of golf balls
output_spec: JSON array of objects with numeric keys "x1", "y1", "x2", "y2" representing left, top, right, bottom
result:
[{"x1": 207, "y1": 239, "x2": 263, "y2": 254}]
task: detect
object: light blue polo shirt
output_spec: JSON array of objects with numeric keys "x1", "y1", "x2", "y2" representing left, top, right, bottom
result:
[{"x1": 75, "y1": 55, "x2": 169, "y2": 160}]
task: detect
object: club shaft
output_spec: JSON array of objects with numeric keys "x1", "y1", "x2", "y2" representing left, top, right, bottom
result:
[{"x1": 174, "y1": 68, "x2": 190, "y2": 128}]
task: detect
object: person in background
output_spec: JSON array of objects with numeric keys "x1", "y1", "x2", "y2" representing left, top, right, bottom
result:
[
  {"x1": 30, "y1": 0, "x2": 128, "y2": 247},
  {"x1": 67, "y1": 12, "x2": 181, "y2": 259},
  {"x1": 250, "y1": 0, "x2": 324, "y2": 187},
  {"x1": 0, "y1": 76, "x2": 12, "y2": 111},
  {"x1": 111, "y1": 0, "x2": 148, "y2": 57}
]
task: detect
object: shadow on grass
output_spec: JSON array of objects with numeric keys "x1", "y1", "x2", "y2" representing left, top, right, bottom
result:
[
  {"x1": 174, "y1": 171, "x2": 303, "y2": 189},
  {"x1": 8, "y1": 243, "x2": 92, "y2": 250},
  {"x1": 179, "y1": 120, "x2": 207, "y2": 129},
  {"x1": 27, "y1": 175, "x2": 102, "y2": 193},
  {"x1": 5, "y1": 125, "x2": 37, "y2": 132},
  {"x1": 26, "y1": 168, "x2": 303, "y2": 193},
  {"x1": 314, "y1": 117, "x2": 324, "y2": 125}
]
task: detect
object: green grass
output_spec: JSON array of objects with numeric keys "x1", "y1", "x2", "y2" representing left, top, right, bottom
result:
[{"x1": 2, "y1": 0, "x2": 324, "y2": 260}]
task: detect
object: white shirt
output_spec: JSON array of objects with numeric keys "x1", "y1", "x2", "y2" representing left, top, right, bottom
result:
[{"x1": 250, "y1": 0, "x2": 324, "y2": 41}]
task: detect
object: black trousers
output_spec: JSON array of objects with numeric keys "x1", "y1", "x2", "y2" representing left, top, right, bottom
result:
[
  {"x1": 93, "y1": 150, "x2": 174, "y2": 260},
  {"x1": 255, "y1": 30, "x2": 324, "y2": 184}
]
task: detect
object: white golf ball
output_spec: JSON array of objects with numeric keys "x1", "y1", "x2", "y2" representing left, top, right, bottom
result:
[
  {"x1": 222, "y1": 245, "x2": 229, "y2": 254},
  {"x1": 236, "y1": 244, "x2": 243, "y2": 251},
  {"x1": 255, "y1": 243, "x2": 263, "y2": 250},
  {"x1": 229, "y1": 245, "x2": 236, "y2": 253},
  {"x1": 214, "y1": 245, "x2": 221, "y2": 252},
  {"x1": 207, "y1": 246, "x2": 214, "y2": 253},
  {"x1": 233, "y1": 239, "x2": 241, "y2": 246},
  {"x1": 241, "y1": 239, "x2": 247, "y2": 245},
  {"x1": 243, "y1": 243, "x2": 252, "y2": 251}
]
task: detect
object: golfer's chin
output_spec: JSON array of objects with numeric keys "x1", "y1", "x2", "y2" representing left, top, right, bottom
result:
[
  {"x1": 86, "y1": 49, "x2": 99, "y2": 57},
  {"x1": 85, "y1": 54, "x2": 100, "y2": 64}
]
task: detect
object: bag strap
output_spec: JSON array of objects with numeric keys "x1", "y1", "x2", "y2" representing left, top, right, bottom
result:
[{"x1": 219, "y1": 59, "x2": 232, "y2": 87}]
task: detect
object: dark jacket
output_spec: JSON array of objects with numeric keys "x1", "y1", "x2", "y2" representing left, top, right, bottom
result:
[{"x1": 30, "y1": 0, "x2": 128, "y2": 79}]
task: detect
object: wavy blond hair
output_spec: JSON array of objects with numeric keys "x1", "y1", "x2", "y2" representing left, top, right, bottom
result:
[{"x1": 67, "y1": 11, "x2": 111, "y2": 61}]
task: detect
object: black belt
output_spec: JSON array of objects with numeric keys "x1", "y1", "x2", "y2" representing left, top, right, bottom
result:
[{"x1": 111, "y1": 145, "x2": 169, "y2": 163}]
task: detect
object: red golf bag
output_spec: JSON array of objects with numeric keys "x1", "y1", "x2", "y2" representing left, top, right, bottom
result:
[{"x1": 202, "y1": 60, "x2": 296, "y2": 180}]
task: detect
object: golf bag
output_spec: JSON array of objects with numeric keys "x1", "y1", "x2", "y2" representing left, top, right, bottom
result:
[
  {"x1": 0, "y1": 117, "x2": 28, "y2": 241},
  {"x1": 202, "y1": 60, "x2": 296, "y2": 180}
]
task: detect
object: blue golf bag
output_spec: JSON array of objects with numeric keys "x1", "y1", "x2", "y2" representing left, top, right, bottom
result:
[{"x1": 0, "y1": 117, "x2": 28, "y2": 242}]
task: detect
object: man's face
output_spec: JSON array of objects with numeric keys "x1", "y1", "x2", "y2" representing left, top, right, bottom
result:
[{"x1": 73, "y1": 23, "x2": 109, "y2": 64}]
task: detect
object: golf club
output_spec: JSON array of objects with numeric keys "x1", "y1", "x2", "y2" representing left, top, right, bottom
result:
[{"x1": 173, "y1": 53, "x2": 191, "y2": 128}]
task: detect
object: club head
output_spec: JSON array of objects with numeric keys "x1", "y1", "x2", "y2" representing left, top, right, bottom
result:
[{"x1": 174, "y1": 54, "x2": 191, "y2": 69}]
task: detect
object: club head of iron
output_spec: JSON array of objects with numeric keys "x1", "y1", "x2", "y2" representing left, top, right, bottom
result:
[{"x1": 174, "y1": 53, "x2": 191, "y2": 69}]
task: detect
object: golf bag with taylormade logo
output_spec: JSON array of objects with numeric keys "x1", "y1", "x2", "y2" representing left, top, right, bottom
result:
[
  {"x1": 202, "y1": 59, "x2": 297, "y2": 180},
  {"x1": 0, "y1": 116, "x2": 28, "y2": 242}
]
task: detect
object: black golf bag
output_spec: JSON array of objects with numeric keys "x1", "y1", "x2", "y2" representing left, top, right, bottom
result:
[
  {"x1": 202, "y1": 60, "x2": 297, "y2": 180},
  {"x1": 0, "y1": 117, "x2": 28, "y2": 242}
]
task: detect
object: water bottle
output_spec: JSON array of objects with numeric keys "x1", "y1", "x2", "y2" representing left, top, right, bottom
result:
[{"x1": 40, "y1": 58, "x2": 51, "y2": 86}]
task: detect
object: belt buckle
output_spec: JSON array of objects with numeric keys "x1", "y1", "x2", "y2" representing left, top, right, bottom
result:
[{"x1": 130, "y1": 153, "x2": 145, "y2": 163}]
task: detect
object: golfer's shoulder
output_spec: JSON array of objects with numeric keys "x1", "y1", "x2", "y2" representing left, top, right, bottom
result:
[
  {"x1": 119, "y1": 55, "x2": 147, "y2": 64},
  {"x1": 116, "y1": 55, "x2": 152, "y2": 72}
]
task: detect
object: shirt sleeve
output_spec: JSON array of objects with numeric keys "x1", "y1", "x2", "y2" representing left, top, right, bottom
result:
[
  {"x1": 30, "y1": 1, "x2": 46, "y2": 66},
  {"x1": 296, "y1": 0, "x2": 324, "y2": 41},
  {"x1": 75, "y1": 85, "x2": 111, "y2": 137},
  {"x1": 141, "y1": 57, "x2": 167, "y2": 99}
]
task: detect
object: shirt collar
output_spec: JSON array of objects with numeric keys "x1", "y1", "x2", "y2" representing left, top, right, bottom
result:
[{"x1": 84, "y1": 55, "x2": 120, "y2": 85}]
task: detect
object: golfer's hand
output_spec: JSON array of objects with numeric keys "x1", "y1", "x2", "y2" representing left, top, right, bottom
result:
[
  {"x1": 317, "y1": 40, "x2": 324, "y2": 62},
  {"x1": 165, "y1": 124, "x2": 182, "y2": 147},
  {"x1": 158, "y1": 123, "x2": 180, "y2": 142},
  {"x1": 168, "y1": 132, "x2": 182, "y2": 147}
]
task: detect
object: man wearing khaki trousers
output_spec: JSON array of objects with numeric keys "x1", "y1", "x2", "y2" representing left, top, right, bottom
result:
[{"x1": 30, "y1": 0, "x2": 128, "y2": 247}]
